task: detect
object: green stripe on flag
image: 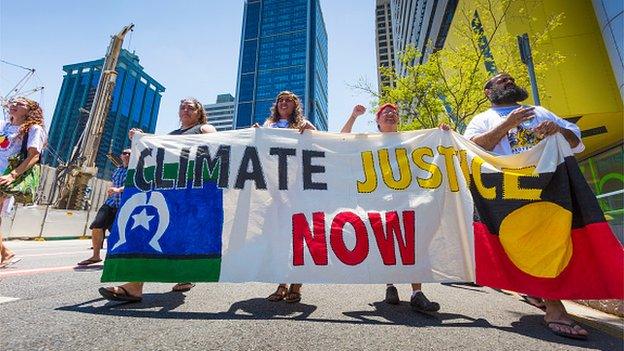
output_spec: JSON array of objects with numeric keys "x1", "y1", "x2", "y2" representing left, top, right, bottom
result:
[{"x1": 101, "y1": 257, "x2": 221, "y2": 282}]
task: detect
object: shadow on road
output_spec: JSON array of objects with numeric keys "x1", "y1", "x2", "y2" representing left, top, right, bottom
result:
[{"x1": 56, "y1": 296, "x2": 619, "y2": 350}]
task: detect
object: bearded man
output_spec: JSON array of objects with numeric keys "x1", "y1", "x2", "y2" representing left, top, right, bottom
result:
[{"x1": 464, "y1": 73, "x2": 588, "y2": 340}]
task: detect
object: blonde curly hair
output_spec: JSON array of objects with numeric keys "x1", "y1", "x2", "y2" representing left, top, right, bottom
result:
[
  {"x1": 11, "y1": 97, "x2": 45, "y2": 136},
  {"x1": 266, "y1": 91, "x2": 306, "y2": 129},
  {"x1": 179, "y1": 98, "x2": 207, "y2": 125}
]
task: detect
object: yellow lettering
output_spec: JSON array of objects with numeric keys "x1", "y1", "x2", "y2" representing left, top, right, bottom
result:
[
  {"x1": 411, "y1": 147, "x2": 442, "y2": 189},
  {"x1": 437, "y1": 146, "x2": 460, "y2": 192},
  {"x1": 458, "y1": 150, "x2": 471, "y2": 188},
  {"x1": 379, "y1": 148, "x2": 412, "y2": 190},
  {"x1": 472, "y1": 157, "x2": 496, "y2": 200},
  {"x1": 357, "y1": 151, "x2": 377, "y2": 193},
  {"x1": 502, "y1": 166, "x2": 542, "y2": 200}
]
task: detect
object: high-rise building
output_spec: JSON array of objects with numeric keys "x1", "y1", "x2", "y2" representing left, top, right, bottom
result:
[
  {"x1": 389, "y1": 0, "x2": 458, "y2": 74},
  {"x1": 204, "y1": 93, "x2": 235, "y2": 131},
  {"x1": 375, "y1": 0, "x2": 396, "y2": 91},
  {"x1": 45, "y1": 49, "x2": 164, "y2": 178},
  {"x1": 233, "y1": 0, "x2": 328, "y2": 130}
]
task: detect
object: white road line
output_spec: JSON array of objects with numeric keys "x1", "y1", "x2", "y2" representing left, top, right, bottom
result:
[{"x1": 0, "y1": 296, "x2": 19, "y2": 304}]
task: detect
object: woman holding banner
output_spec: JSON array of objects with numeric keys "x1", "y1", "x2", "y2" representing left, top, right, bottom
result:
[
  {"x1": 0, "y1": 97, "x2": 46, "y2": 268},
  {"x1": 262, "y1": 91, "x2": 315, "y2": 303},
  {"x1": 340, "y1": 103, "x2": 440, "y2": 313},
  {"x1": 99, "y1": 98, "x2": 216, "y2": 302}
]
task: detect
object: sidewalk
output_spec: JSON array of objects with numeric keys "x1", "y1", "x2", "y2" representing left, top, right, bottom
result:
[{"x1": 565, "y1": 301, "x2": 624, "y2": 339}]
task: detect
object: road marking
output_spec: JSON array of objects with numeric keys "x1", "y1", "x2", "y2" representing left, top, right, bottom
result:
[
  {"x1": 0, "y1": 296, "x2": 19, "y2": 304},
  {"x1": 19, "y1": 250, "x2": 101, "y2": 258},
  {"x1": 0, "y1": 265, "x2": 86, "y2": 278}
]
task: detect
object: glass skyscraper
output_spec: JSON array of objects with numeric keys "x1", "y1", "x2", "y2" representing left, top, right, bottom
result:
[
  {"x1": 45, "y1": 49, "x2": 164, "y2": 178},
  {"x1": 234, "y1": 0, "x2": 328, "y2": 130}
]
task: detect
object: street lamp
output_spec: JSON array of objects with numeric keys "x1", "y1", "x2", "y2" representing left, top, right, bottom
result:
[{"x1": 517, "y1": 33, "x2": 540, "y2": 105}]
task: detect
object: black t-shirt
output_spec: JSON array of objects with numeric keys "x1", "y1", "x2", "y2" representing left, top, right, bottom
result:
[{"x1": 168, "y1": 124, "x2": 205, "y2": 135}]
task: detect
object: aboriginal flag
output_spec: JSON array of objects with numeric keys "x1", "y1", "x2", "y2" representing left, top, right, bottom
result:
[{"x1": 471, "y1": 139, "x2": 624, "y2": 299}]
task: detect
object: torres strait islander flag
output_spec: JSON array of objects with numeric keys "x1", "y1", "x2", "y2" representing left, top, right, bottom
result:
[{"x1": 101, "y1": 128, "x2": 623, "y2": 300}]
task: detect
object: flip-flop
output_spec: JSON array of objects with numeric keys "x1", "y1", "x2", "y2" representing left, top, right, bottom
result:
[
  {"x1": 171, "y1": 283, "x2": 195, "y2": 292},
  {"x1": 98, "y1": 286, "x2": 142, "y2": 302},
  {"x1": 77, "y1": 258, "x2": 102, "y2": 266},
  {"x1": 0, "y1": 256, "x2": 22, "y2": 268},
  {"x1": 544, "y1": 321, "x2": 588, "y2": 340}
]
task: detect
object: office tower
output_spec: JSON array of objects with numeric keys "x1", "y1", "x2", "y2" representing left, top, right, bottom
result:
[
  {"x1": 46, "y1": 49, "x2": 164, "y2": 178},
  {"x1": 234, "y1": 0, "x2": 328, "y2": 130},
  {"x1": 204, "y1": 93, "x2": 235, "y2": 131}
]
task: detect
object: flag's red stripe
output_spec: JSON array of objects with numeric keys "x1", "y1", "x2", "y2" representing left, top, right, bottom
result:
[{"x1": 475, "y1": 221, "x2": 624, "y2": 299}]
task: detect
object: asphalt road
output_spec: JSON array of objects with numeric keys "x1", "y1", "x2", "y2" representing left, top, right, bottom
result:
[{"x1": 0, "y1": 239, "x2": 621, "y2": 351}]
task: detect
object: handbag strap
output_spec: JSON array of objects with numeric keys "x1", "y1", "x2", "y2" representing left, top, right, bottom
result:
[{"x1": 20, "y1": 131, "x2": 29, "y2": 159}]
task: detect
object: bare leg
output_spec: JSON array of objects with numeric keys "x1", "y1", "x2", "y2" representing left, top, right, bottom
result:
[
  {"x1": 411, "y1": 283, "x2": 422, "y2": 291},
  {"x1": 77, "y1": 228, "x2": 104, "y2": 265},
  {"x1": 543, "y1": 299, "x2": 588, "y2": 338},
  {"x1": 0, "y1": 198, "x2": 15, "y2": 264},
  {"x1": 91, "y1": 228, "x2": 104, "y2": 260}
]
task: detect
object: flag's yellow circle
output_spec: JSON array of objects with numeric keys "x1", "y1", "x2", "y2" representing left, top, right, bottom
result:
[{"x1": 499, "y1": 201, "x2": 573, "y2": 278}]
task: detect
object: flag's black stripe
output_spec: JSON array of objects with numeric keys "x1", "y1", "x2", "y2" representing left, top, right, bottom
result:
[{"x1": 472, "y1": 156, "x2": 605, "y2": 235}]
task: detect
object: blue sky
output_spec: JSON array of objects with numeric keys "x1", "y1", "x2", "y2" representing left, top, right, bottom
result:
[{"x1": 0, "y1": 0, "x2": 379, "y2": 133}]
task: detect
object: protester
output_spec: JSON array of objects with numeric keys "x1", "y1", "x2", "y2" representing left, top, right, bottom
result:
[
  {"x1": 464, "y1": 72, "x2": 587, "y2": 340},
  {"x1": 0, "y1": 97, "x2": 46, "y2": 268},
  {"x1": 99, "y1": 98, "x2": 216, "y2": 301},
  {"x1": 340, "y1": 103, "x2": 440, "y2": 313},
  {"x1": 263, "y1": 91, "x2": 315, "y2": 303},
  {"x1": 77, "y1": 149, "x2": 131, "y2": 266}
]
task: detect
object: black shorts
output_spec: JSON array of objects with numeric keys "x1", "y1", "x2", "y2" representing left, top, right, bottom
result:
[{"x1": 89, "y1": 204, "x2": 118, "y2": 231}]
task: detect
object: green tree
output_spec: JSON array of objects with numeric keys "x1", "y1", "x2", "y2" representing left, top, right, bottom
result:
[{"x1": 356, "y1": 0, "x2": 564, "y2": 132}]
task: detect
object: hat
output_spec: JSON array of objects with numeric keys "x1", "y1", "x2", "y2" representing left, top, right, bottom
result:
[{"x1": 376, "y1": 103, "x2": 398, "y2": 120}]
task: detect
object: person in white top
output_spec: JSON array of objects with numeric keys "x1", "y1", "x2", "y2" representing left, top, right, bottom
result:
[
  {"x1": 0, "y1": 97, "x2": 47, "y2": 268},
  {"x1": 464, "y1": 73, "x2": 588, "y2": 340}
]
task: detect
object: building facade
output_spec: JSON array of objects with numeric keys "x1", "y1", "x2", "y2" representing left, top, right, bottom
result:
[
  {"x1": 391, "y1": 0, "x2": 622, "y2": 240},
  {"x1": 375, "y1": 0, "x2": 396, "y2": 91},
  {"x1": 233, "y1": 0, "x2": 328, "y2": 130},
  {"x1": 45, "y1": 49, "x2": 164, "y2": 178},
  {"x1": 204, "y1": 93, "x2": 235, "y2": 131},
  {"x1": 389, "y1": 0, "x2": 458, "y2": 74}
]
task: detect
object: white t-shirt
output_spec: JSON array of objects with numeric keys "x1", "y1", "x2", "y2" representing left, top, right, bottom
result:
[
  {"x1": 0, "y1": 120, "x2": 46, "y2": 174},
  {"x1": 463, "y1": 105, "x2": 584, "y2": 156}
]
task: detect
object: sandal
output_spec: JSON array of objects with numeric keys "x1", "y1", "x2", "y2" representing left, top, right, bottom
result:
[
  {"x1": 77, "y1": 258, "x2": 102, "y2": 266},
  {"x1": 98, "y1": 286, "x2": 142, "y2": 302},
  {"x1": 172, "y1": 283, "x2": 195, "y2": 292},
  {"x1": 267, "y1": 285, "x2": 287, "y2": 302},
  {"x1": 284, "y1": 285, "x2": 302, "y2": 303},
  {"x1": 544, "y1": 320, "x2": 588, "y2": 340},
  {"x1": 0, "y1": 255, "x2": 21, "y2": 268}
]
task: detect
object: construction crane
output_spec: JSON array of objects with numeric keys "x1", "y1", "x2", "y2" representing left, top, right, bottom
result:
[{"x1": 55, "y1": 24, "x2": 134, "y2": 210}]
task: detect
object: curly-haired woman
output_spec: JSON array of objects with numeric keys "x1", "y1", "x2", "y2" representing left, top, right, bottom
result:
[
  {"x1": 0, "y1": 97, "x2": 47, "y2": 268},
  {"x1": 263, "y1": 91, "x2": 315, "y2": 303}
]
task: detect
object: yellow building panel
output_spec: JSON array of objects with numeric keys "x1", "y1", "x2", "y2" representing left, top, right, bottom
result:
[{"x1": 446, "y1": 0, "x2": 623, "y2": 159}]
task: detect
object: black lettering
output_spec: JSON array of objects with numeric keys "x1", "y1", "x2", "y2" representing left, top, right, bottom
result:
[
  {"x1": 234, "y1": 146, "x2": 267, "y2": 190},
  {"x1": 177, "y1": 147, "x2": 190, "y2": 189},
  {"x1": 134, "y1": 148, "x2": 153, "y2": 191},
  {"x1": 270, "y1": 147, "x2": 296, "y2": 190},
  {"x1": 193, "y1": 145, "x2": 231, "y2": 188},
  {"x1": 302, "y1": 150, "x2": 327, "y2": 190},
  {"x1": 155, "y1": 148, "x2": 175, "y2": 189}
]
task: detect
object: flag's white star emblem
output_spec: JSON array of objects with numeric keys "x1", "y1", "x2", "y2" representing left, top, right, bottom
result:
[{"x1": 131, "y1": 208, "x2": 154, "y2": 230}]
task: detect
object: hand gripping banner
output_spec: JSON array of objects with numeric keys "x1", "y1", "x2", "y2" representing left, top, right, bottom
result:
[{"x1": 101, "y1": 128, "x2": 623, "y2": 299}]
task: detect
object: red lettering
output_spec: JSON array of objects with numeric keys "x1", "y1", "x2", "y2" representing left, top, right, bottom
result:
[
  {"x1": 368, "y1": 211, "x2": 415, "y2": 265},
  {"x1": 330, "y1": 211, "x2": 369, "y2": 265},
  {"x1": 292, "y1": 212, "x2": 328, "y2": 266}
]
